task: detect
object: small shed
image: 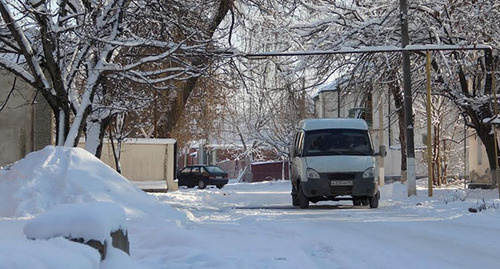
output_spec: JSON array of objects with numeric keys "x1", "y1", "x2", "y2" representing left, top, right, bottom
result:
[{"x1": 80, "y1": 139, "x2": 178, "y2": 191}]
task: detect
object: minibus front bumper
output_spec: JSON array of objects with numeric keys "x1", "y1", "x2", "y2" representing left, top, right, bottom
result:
[{"x1": 301, "y1": 172, "x2": 378, "y2": 198}]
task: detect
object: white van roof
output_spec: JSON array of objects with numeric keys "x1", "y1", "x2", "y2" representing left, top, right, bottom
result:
[{"x1": 297, "y1": 118, "x2": 368, "y2": 131}]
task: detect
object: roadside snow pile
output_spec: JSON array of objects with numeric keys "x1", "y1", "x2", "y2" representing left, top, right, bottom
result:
[
  {"x1": 0, "y1": 237, "x2": 100, "y2": 269},
  {"x1": 379, "y1": 179, "x2": 500, "y2": 216},
  {"x1": 0, "y1": 146, "x2": 185, "y2": 222},
  {"x1": 380, "y1": 181, "x2": 408, "y2": 200},
  {"x1": 24, "y1": 202, "x2": 126, "y2": 243}
]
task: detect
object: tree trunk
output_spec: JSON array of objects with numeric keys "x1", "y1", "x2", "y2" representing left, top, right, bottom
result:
[
  {"x1": 457, "y1": 53, "x2": 498, "y2": 187},
  {"x1": 389, "y1": 74, "x2": 407, "y2": 181},
  {"x1": 477, "y1": 124, "x2": 499, "y2": 187},
  {"x1": 164, "y1": 0, "x2": 232, "y2": 136},
  {"x1": 85, "y1": 116, "x2": 113, "y2": 158},
  {"x1": 54, "y1": 107, "x2": 70, "y2": 146},
  {"x1": 109, "y1": 123, "x2": 123, "y2": 174}
]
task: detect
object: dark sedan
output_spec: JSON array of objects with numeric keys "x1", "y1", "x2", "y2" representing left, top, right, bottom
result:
[{"x1": 177, "y1": 165, "x2": 229, "y2": 189}]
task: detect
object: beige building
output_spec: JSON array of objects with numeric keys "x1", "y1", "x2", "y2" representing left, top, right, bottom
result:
[
  {"x1": 313, "y1": 82, "x2": 412, "y2": 180},
  {"x1": 313, "y1": 81, "x2": 470, "y2": 183},
  {"x1": 0, "y1": 71, "x2": 53, "y2": 167},
  {"x1": 468, "y1": 134, "x2": 496, "y2": 186}
]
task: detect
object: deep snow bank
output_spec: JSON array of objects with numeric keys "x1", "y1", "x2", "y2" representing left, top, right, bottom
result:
[
  {"x1": 24, "y1": 202, "x2": 127, "y2": 243},
  {"x1": 0, "y1": 237, "x2": 100, "y2": 269},
  {"x1": 0, "y1": 146, "x2": 185, "y2": 222}
]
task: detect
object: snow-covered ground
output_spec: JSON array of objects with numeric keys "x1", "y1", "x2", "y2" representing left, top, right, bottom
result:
[{"x1": 1, "y1": 146, "x2": 500, "y2": 268}]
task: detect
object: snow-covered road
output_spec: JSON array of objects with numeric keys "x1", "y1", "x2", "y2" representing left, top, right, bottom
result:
[
  {"x1": 143, "y1": 180, "x2": 500, "y2": 269},
  {"x1": 2, "y1": 147, "x2": 499, "y2": 268}
]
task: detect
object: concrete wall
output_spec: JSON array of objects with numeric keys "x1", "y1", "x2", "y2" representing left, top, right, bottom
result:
[
  {"x1": 315, "y1": 90, "x2": 338, "y2": 118},
  {"x1": 315, "y1": 89, "x2": 366, "y2": 119},
  {"x1": 0, "y1": 71, "x2": 52, "y2": 167},
  {"x1": 78, "y1": 139, "x2": 178, "y2": 190}
]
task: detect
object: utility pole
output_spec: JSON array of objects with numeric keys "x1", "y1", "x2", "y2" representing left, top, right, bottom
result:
[
  {"x1": 400, "y1": 0, "x2": 417, "y2": 196},
  {"x1": 378, "y1": 95, "x2": 385, "y2": 187},
  {"x1": 426, "y1": 51, "x2": 433, "y2": 197}
]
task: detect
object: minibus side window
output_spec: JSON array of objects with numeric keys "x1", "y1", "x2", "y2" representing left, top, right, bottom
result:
[
  {"x1": 297, "y1": 131, "x2": 305, "y2": 156},
  {"x1": 294, "y1": 132, "x2": 300, "y2": 148}
]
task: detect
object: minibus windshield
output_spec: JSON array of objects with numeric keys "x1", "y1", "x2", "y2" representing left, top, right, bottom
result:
[{"x1": 303, "y1": 129, "x2": 373, "y2": 157}]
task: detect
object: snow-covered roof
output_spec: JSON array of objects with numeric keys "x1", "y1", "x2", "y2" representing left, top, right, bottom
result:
[
  {"x1": 206, "y1": 144, "x2": 245, "y2": 149},
  {"x1": 252, "y1": 161, "x2": 286, "y2": 165},
  {"x1": 318, "y1": 81, "x2": 339, "y2": 92},
  {"x1": 78, "y1": 138, "x2": 177, "y2": 145},
  {"x1": 123, "y1": 138, "x2": 176, "y2": 145},
  {"x1": 311, "y1": 76, "x2": 352, "y2": 98}
]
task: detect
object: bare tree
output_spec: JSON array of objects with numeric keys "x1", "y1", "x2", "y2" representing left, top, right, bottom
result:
[
  {"x1": 414, "y1": 92, "x2": 466, "y2": 185},
  {"x1": 0, "y1": 0, "x2": 232, "y2": 156},
  {"x1": 284, "y1": 0, "x2": 498, "y2": 182},
  {"x1": 211, "y1": 1, "x2": 311, "y2": 163}
]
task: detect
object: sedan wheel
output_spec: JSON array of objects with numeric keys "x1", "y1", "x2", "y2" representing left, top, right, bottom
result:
[
  {"x1": 216, "y1": 184, "x2": 225, "y2": 189},
  {"x1": 198, "y1": 180, "x2": 207, "y2": 189}
]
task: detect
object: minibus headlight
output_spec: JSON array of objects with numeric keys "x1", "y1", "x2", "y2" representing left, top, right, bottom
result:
[
  {"x1": 362, "y1": 167, "x2": 375, "y2": 178},
  {"x1": 306, "y1": 168, "x2": 321, "y2": 179}
]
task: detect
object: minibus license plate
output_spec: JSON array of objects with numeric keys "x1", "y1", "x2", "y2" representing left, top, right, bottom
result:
[{"x1": 331, "y1": 180, "x2": 353, "y2": 186}]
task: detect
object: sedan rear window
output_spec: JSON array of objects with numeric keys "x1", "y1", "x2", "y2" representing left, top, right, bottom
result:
[
  {"x1": 205, "y1": 166, "x2": 225, "y2": 173},
  {"x1": 180, "y1": 167, "x2": 191, "y2": 174}
]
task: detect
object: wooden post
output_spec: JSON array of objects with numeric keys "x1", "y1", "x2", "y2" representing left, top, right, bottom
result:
[
  {"x1": 464, "y1": 124, "x2": 467, "y2": 189},
  {"x1": 426, "y1": 51, "x2": 433, "y2": 197}
]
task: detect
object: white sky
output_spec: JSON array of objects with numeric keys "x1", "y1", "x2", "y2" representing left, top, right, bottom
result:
[{"x1": 1, "y1": 146, "x2": 499, "y2": 268}]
